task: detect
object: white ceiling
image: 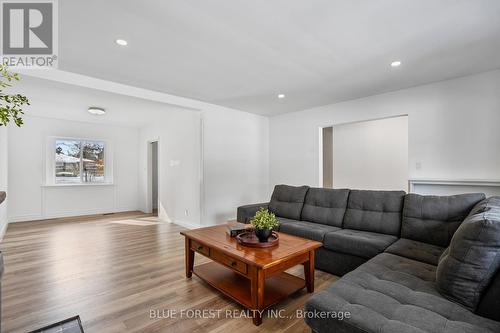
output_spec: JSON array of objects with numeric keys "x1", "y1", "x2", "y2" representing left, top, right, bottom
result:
[
  {"x1": 59, "y1": 0, "x2": 500, "y2": 116},
  {"x1": 17, "y1": 76, "x2": 191, "y2": 128}
]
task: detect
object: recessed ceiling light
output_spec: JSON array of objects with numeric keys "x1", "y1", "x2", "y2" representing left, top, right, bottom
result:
[
  {"x1": 390, "y1": 60, "x2": 402, "y2": 67},
  {"x1": 278, "y1": 94, "x2": 285, "y2": 99},
  {"x1": 115, "y1": 39, "x2": 128, "y2": 46},
  {"x1": 88, "y1": 107, "x2": 106, "y2": 116}
]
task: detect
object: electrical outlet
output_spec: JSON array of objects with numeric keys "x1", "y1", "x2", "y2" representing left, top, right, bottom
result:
[
  {"x1": 415, "y1": 162, "x2": 422, "y2": 170},
  {"x1": 184, "y1": 209, "x2": 189, "y2": 216}
]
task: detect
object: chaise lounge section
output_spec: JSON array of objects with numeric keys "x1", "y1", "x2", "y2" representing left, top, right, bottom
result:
[{"x1": 237, "y1": 185, "x2": 500, "y2": 333}]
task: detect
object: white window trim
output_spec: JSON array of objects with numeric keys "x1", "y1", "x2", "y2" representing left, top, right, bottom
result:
[
  {"x1": 41, "y1": 183, "x2": 114, "y2": 187},
  {"x1": 44, "y1": 136, "x2": 114, "y2": 186}
]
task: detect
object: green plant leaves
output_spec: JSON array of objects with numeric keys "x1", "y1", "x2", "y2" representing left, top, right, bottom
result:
[
  {"x1": 0, "y1": 64, "x2": 29, "y2": 127},
  {"x1": 250, "y1": 208, "x2": 279, "y2": 230}
]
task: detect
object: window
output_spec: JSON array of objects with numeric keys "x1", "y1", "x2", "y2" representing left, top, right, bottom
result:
[{"x1": 55, "y1": 139, "x2": 105, "y2": 184}]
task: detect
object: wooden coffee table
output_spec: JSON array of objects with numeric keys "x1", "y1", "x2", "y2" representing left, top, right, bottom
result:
[{"x1": 180, "y1": 225, "x2": 322, "y2": 325}]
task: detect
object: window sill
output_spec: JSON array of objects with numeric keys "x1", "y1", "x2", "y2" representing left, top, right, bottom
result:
[{"x1": 42, "y1": 183, "x2": 114, "y2": 187}]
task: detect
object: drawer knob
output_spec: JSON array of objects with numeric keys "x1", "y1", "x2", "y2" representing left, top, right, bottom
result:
[
  {"x1": 231, "y1": 261, "x2": 237, "y2": 267},
  {"x1": 197, "y1": 246, "x2": 203, "y2": 251}
]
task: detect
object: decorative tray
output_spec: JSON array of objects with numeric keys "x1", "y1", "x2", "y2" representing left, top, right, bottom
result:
[{"x1": 236, "y1": 231, "x2": 279, "y2": 248}]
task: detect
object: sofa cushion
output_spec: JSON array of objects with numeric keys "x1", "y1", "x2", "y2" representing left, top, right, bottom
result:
[
  {"x1": 278, "y1": 218, "x2": 340, "y2": 242},
  {"x1": 436, "y1": 196, "x2": 500, "y2": 311},
  {"x1": 305, "y1": 253, "x2": 500, "y2": 333},
  {"x1": 301, "y1": 188, "x2": 350, "y2": 227},
  {"x1": 476, "y1": 268, "x2": 500, "y2": 322},
  {"x1": 343, "y1": 190, "x2": 405, "y2": 236},
  {"x1": 268, "y1": 185, "x2": 309, "y2": 220},
  {"x1": 385, "y1": 238, "x2": 445, "y2": 266},
  {"x1": 315, "y1": 247, "x2": 368, "y2": 277},
  {"x1": 402, "y1": 193, "x2": 485, "y2": 247},
  {"x1": 323, "y1": 229, "x2": 397, "y2": 259},
  {"x1": 236, "y1": 202, "x2": 269, "y2": 223}
]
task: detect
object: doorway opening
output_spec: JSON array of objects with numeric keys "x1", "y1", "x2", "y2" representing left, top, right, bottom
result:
[
  {"x1": 320, "y1": 115, "x2": 408, "y2": 191},
  {"x1": 322, "y1": 127, "x2": 334, "y2": 188},
  {"x1": 149, "y1": 141, "x2": 159, "y2": 216}
]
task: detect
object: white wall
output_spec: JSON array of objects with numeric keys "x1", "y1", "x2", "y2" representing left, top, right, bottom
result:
[
  {"x1": 270, "y1": 70, "x2": 500, "y2": 191},
  {"x1": 0, "y1": 127, "x2": 8, "y2": 237},
  {"x1": 332, "y1": 116, "x2": 408, "y2": 191},
  {"x1": 138, "y1": 110, "x2": 202, "y2": 228},
  {"x1": 4, "y1": 75, "x2": 270, "y2": 228},
  {"x1": 137, "y1": 106, "x2": 270, "y2": 228},
  {"x1": 201, "y1": 108, "x2": 269, "y2": 225},
  {"x1": 5, "y1": 69, "x2": 499, "y2": 227},
  {"x1": 8, "y1": 117, "x2": 139, "y2": 222}
]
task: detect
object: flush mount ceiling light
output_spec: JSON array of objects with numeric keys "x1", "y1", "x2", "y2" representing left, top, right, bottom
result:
[
  {"x1": 115, "y1": 39, "x2": 128, "y2": 46},
  {"x1": 277, "y1": 94, "x2": 286, "y2": 99},
  {"x1": 88, "y1": 107, "x2": 106, "y2": 116},
  {"x1": 390, "y1": 60, "x2": 402, "y2": 68}
]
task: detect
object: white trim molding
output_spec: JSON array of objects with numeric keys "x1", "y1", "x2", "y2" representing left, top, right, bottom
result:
[
  {"x1": 409, "y1": 178, "x2": 500, "y2": 193},
  {"x1": 409, "y1": 178, "x2": 500, "y2": 198},
  {"x1": 41, "y1": 183, "x2": 114, "y2": 187},
  {"x1": 9, "y1": 206, "x2": 139, "y2": 223},
  {"x1": 173, "y1": 219, "x2": 201, "y2": 230}
]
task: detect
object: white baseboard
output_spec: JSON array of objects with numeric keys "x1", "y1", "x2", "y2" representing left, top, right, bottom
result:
[
  {"x1": 9, "y1": 206, "x2": 140, "y2": 223},
  {"x1": 173, "y1": 219, "x2": 201, "y2": 230},
  {"x1": 9, "y1": 214, "x2": 43, "y2": 223}
]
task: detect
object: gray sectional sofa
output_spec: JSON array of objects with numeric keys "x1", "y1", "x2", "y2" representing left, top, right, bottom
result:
[{"x1": 237, "y1": 185, "x2": 500, "y2": 333}]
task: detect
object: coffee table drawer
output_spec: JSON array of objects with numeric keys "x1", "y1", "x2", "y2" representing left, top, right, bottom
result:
[
  {"x1": 191, "y1": 240, "x2": 210, "y2": 257},
  {"x1": 211, "y1": 250, "x2": 247, "y2": 275}
]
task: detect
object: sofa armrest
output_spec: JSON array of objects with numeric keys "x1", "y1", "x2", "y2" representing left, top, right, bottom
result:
[{"x1": 237, "y1": 203, "x2": 269, "y2": 223}]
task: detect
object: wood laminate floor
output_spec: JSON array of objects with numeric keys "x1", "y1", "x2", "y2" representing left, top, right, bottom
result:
[{"x1": 0, "y1": 212, "x2": 338, "y2": 333}]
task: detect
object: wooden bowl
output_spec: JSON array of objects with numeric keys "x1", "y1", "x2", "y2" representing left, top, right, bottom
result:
[{"x1": 236, "y1": 231, "x2": 279, "y2": 248}]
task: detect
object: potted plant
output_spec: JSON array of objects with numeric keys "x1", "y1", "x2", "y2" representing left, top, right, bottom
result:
[{"x1": 250, "y1": 208, "x2": 279, "y2": 242}]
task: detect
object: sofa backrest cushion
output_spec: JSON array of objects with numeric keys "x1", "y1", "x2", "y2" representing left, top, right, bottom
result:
[
  {"x1": 343, "y1": 190, "x2": 406, "y2": 236},
  {"x1": 436, "y1": 196, "x2": 500, "y2": 311},
  {"x1": 301, "y1": 188, "x2": 350, "y2": 227},
  {"x1": 402, "y1": 193, "x2": 485, "y2": 247},
  {"x1": 268, "y1": 185, "x2": 309, "y2": 220}
]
